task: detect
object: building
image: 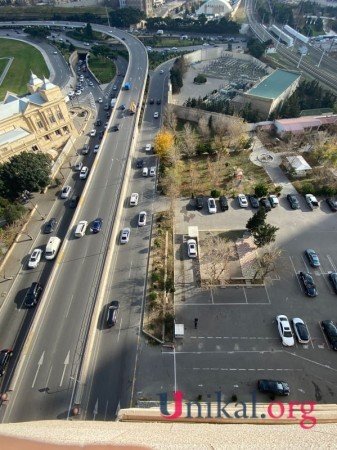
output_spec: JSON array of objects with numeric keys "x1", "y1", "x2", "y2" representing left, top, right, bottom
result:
[
  {"x1": 243, "y1": 69, "x2": 301, "y2": 119},
  {"x1": 120, "y1": 0, "x2": 153, "y2": 15},
  {"x1": 196, "y1": 0, "x2": 233, "y2": 17},
  {"x1": 0, "y1": 73, "x2": 76, "y2": 163},
  {"x1": 275, "y1": 114, "x2": 337, "y2": 136},
  {"x1": 285, "y1": 155, "x2": 312, "y2": 177}
]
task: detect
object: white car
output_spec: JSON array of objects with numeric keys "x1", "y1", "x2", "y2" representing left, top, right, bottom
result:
[
  {"x1": 74, "y1": 161, "x2": 83, "y2": 171},
  {"x1": 88, "y1": 81, "x2": 94, "y2": 86},
  {"x1": 53, "y1": 51, "x2": 58, "y2": 55},
  {"x1": 68, "y1": 90, "x2": 75, "y2": 97},
  {"x1": 79, "y1": 166, "x2": 89, "y2": 179},
  {"x1": 276, "y1": 315, "x2": 295, "y2": 347},
  {"x1": 89, "y1": 129, "x2": 96, "y2": 137},
  {"x1": 138, "y1": 211, "x2": 147, "y2": 227},
  {"x1": 84, "y1": 42, "x2": 90, "y2": 46},
  {"x1": 28, "y1": 248, "x2": 43, "y2": 269},
  {"x1": 150, "y1": 166, "x2": 156, "y2": 177},
  {"x1": 98, "y1": 97, "x2": 103, "y2": 103},
  {"x1": 120, "y1": 227, "x2": 130, "y2": 244},
  {"x1": 112, "y1": 85, "x2": 117, "y2": 91},
  {"x1": 171, "y1": 47, "x2": 178, "y2": 51},
  {"x1": 75, "y1": 90, "x2": 81, "y2": 96},
  {"x1": 60, "y1": 185, "x2": 72, "y2": 199},
  {"x1": 207, "y1": 197, "x2": 217, "y2": 214},
  {"x1": 292, "y1": 318, "x2": 310, "y2": 344},
  {"x1": 145, "y1": 144, "x2": 152, "y2": 152},
  {"x1": 238, "y1": 194, "x2": 248, "y2": 208},
  {"x1": 130, "y1": 193, "x2": 139, "y2": 206},
  {"x1": 187, "y1": 239, "x2": 197, "y2": 258},
  {"x1": 93, "y1": 144, "x2": 100, "y2": 153},
  {"x1": 153, "y1": 112, "x2": 159, "y2": 119},
  {"x1": 160, "y1": 69, "x2": 164, "y2": 74},
  {"x1": 142, "y1": 167, "x2": 148, "y2": 177},
  {"x1": 269, "y1": 194, "x2": 279, "y2": 207}
]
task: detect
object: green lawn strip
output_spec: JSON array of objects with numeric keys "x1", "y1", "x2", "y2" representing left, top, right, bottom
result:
[
  {"x1": 88, "y1": 55, "x2": 116, "y2": 84},
  {"x1": 0, "y1": 38, "x2": 49, "y2": 98},
  {"x1": 140, "y1": 37, "x2": 203, "y2": 48}
]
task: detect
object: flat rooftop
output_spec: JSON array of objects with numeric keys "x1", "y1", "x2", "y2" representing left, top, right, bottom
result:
[{"x1": 245, "y1": 69, "x2": 300, "y2": 100}]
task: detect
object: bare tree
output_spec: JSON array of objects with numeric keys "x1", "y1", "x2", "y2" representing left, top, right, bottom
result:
[
  {"x1": 212, "y1": 116, "x2": 230, "y2": 136},
  {"x1": 198, "y1": 116, "x2": 210, "y2": 139},
  {"x1": 253, "y1": 245, "x2": 282, "y2": 280},
  {"x1": 163, "y1": 105, "x2": 177, "y2": 133},
  {"x1": 188, "y1": 161, "x2": 199, "y2": 195},
  {"x1": 167, "y1": 141, "x2": 182, "y2": 166},
  {"x1": 161, "y1": 165, "x2": 182, "y2": 216},
  {"x1": 180, "y1": 123, "x2": 198, "y2": 158}
]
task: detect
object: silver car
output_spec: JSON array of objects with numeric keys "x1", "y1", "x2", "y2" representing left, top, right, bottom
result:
[{"x1": 120, "y1": 227, "x2": 130, "y2": 244}]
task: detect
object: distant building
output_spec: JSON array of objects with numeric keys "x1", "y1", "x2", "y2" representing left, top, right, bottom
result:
[
  {"x1": 243, "y1": 69, "x2": 301, "y2": 119},
  {"x1": 120, "y1": 0, "x2": 153, "y2": 14},
  {"x1": 196, "y1": 0, "x2": 233, "y2": 17},
  {"x1": 0, "y1": 73, "x2": 76, "y2": 163},
  {"x1": 275, "y1": 114, "x2": 337, "y2": 136},
  {"x1": 285, "y1": 155, "x2": 311, "y2": 177}
]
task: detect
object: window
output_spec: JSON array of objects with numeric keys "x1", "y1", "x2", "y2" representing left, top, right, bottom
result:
[
  {"x1": 62, "y1": 126, "x2": 69, "y2": 133},
  {"x1": 55, "y1": 129, "x2": 61, "y2": 136},
  {"x1": 44, "y1": 135, "x2": 50, "y2": 141},
  {"x1": 57, "y1": 111, "x2": 64, "y2": 121},
  {"x1": 37, "y1": 121, "x2": 43, "y2": 129},
  {"x1": 32, "y1": 145, "x2": 39, "y2": 151},
  {"x1": 49, "y1": 115, "x2": 56, "y2": 123}
]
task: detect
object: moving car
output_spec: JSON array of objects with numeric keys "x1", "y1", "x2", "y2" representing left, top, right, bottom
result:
[
  {"x1": 207, "y1": 197, "x2": 217, "y2": 214},
  {"x1": 149, "y1": 98, "x2": 154, "y2": 105},
  {"x1": 107, "y1": 301, "x2": 119, "y2": 327},
  {"x1": 150, "y1": 167, "x2": 156, "y2": 177},
  {"x1": 89, "y1": 129, "x2": 96, "y2": 137},
  {"x1": 329, "y1": 272, "x2": 337, "y2": 293},
  {"x1": 138, "y1": 211, "x2": 147, "y2": 227},
  {"x1": 44, "y1": 218, "x2": 57, "y2": 234},
  {"x1": 238, "y1": 194, "x2": 248, "y2": 208},
  {"x1": 94, "y1": 145, "x2": 100, "y2": 154},
  {"x1": 219, "y1": 196, "x2": 228, "y2": 211},
  {"x1": 60, "y1": 185, "x2": 71, "y2": 199},
  {"x1": 187, "y1": 239, "x2": 198, "y2": 258},
  {"x1": 276, "y1": 315, "x2": 295, "y2": 346},
  {"x1": 196, "y1": 196, "x2": 204, "y2": 210},
  {"x1": 97, "y1": 97, "x2": 103, "y2": 103},
  {"x1": 249, "y1": 195, "x2": 259, "y2": 208},
  {"x1": 136, "y1": 159, "x2": 144, "y2": 168},
  {"x1": 160, "y1": 69, "x2": 164, "y2": 74},
  {"x1": 292, "y1": 318, "x2": 310, "y2": 344},
  {"x1": 24, "y1": 282, "x2": 43, "y2": 308},
  {"x1": 258, "y1": 379, "x2": 290, "y2": 396},
  {"x1": 74, "y1": 220, "x2": 88, "y2": 238},
  {"x1": 287, "y1": 194, "x2": 299, "y2": 209},
  {"x1": 82, "y1": 144, "x2": 90, "y2": 155},
  {"x1": 96, "y1": 119, "x2": 102, "y2": 127},
  {"x1": 153, "y1": 112, "x2": 159, "y2": 118},
  {"x1": 120, "y1": 227, "x2": 130, "y2": 244},
  {"x1": 112, "y1": 85, "x2": 117, "y2": 91},
  {"x1": 0, "y1": 349, "x2": 13, "y2": 377},
  {"x1": 326, "y1": 198, "x2": 337, "y2": 212},
  {"x1": 269, "y1": 194, "x2": 279, "y2": 207},
  {"x1": 45, "y1": 237, "x2": 61, "y2": 260},
  {"x1": 27, "y1": 248, "x2": 43, "y2": 269},
  {"x1": 260, "y1": 197, "x2": 272, "y2": 211},
  {"x1": 79, "y1": 166, "x2": 89, "y2": 179},
  {"x1": 130, "y1": 193, "x2": 139, "y2": 206},
  {"x1": 299, "y1": 271, "x2": 317, "y2": 297},
  {"x1": 74, "y1": 161, "x2": 83, "y2": 171},
  {"x1": 91, "y1": 218, "x2": 103, "y2": 234},
  {"x1": 321, "y1": 320, "x2": 337, "y2": 350},
  {"x1": 145, "y1": 144, "x2": 152, "y2": 152},
  {"x1": 69, "y1": 195, "x2": 80, "y2": 209},
  {"x1": 156, "y1": 99, "x2": 161, "y2": 105},
  {"x1": 305, "y1": 249, "x2": 320, "y2": 268}
]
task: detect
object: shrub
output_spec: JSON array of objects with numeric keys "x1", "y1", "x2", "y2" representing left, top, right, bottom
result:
[
  {"x1": 154, "y1": 238, "x2": 161, "y2": 248},
  {"x1": 165, "y1": 278, "x2": 175, "y2": 292},
  {"x1": 194, "y1": 74, "x2": 207, "y2": 84},
  {"x1": 254, "y1": 182, "x2": 268, "y2": 198},
  {"x1": 210, "y1": 189, "x2": 221, "y2": 198},
  {"x1": 151, "y1": 272, "x2": 160, "y2": 282},
  {"x1": 149, "y1": 291, "x2": 157, "y2": 302},
  {"x1": 274, "y1": 185, "x2": 283, "y2": 194}
]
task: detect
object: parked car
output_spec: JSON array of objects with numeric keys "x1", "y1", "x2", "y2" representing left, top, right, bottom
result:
[
  {"x1": 321, "y1": 320, "x2": 337, "y2": 351},
  {"x1": 24, "y1": 282, "x2": 43, "y2": 308},
  {"x1": 219, "y1": 196, "x2": 228, "y2": 211},
  {"x1": 269, "y1": 194, "x2": 279, "y2": 207},
  {"x1": 138, "y1": 211, "x2": 147, "y2": 227},
  {"x1": 187, "y1": 239, "x2": 198, "y2": 258},
  {"x1": 97, "y1": 97, "x2": 103, "y2": 103},
  {"x1": 79, "y1": 166, "x2": 89, "y2": 179},
  {"x1": 276, "y1": 315, "x2": 295, "y2": 346},
  {"x1": 91, "y1": 218, "x2": 103, "y2": 234},
  {"x1": 326, "y1": 198, "x2": 337, "y2": 212},
  {"x1": 292, "y1": 318, "x2": 310, "y2": 344},
  {"x1": 287, "y1": 194, "x2": 300, "y2": 209},
  {"x1": 74, "y1": 161, "x2": 83, "y2": 171},
  {"x1": 89, "y1": 129, "x2": 96, "y2": 137},
  {"x1": 0, "y1": 349, "x2": 13, "y2": 377},
  {"x1": 120, "y1": 227, "x2": 130, "y2": 244},
  {"x1": 260, "y1": 197, "x2": 272, "y2": 211},
  {"x1": 142, "y1": 167, "x2": 148, "y2": 177},
  {"x1": 60, "y1": 185, "x2": 71, "y2": 199},
  {"x1": 305, "y1": 249, "x2": 320, "y2": 268},
  {"x1": 145, "y1": 144, "x2": 152, "y2": 152},
  {"x1": 299, "y1": 272, "x2": 317, "y2": 297},
  {"x1": 112, "y1": 124, "x2": 119, "y2": 132},
  {"x1": 150, "y1": 166, "x2": 156, "y2": 177},
  {"x1": 27, "y1": 248, "x2": 43, "y2": 269},
  {"x1": 136, "y1": 159, "x2": 144, "y2": 168},
  {"x1": 69, "y1": 195, "x2": 80, "y2": 209},
  {"x1": 329, "y1": 272, "x2": 337, "y2": 293},
  {"x1": 207, "y1": 197, "x2": 217, "y2": 214},
  {"x1": 107, "y1": 301, "x2": 119, "y2": 327},
  {"x1": 258, "y1": 379, "x2": 290, "y2": 396},
  {"x1": 196, "y1": 196, "x2": 204, "y2": 210},
  {"x1": 238, "y1": 194, "x2": 248, "y2": 208},
  {"x1": 305, "y1": 193, "x2": 319, "y2": 209},
  {"x1": 153, "y1": 112, "x2": 159, "y2": 118},
  {"x1": 130, "y1": 193, "x2": 139, "y2": 206},
  {"x1": 249, "y1": 195, "x2": 259, "y2": 209},
  {"x1": 94, "y1": 145, "x2": 100, "y2": 154},
  {"x1": 44, "y1": 218, "x2": 57, "y2": 234}
]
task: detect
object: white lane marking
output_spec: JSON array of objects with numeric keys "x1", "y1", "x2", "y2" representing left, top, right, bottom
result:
[
  {"x1": 189, "y1": 336, "x2": 280, "y2": 340},
  {"x1": 65, "y1": 294, "x2": 74, "y2": 318},
  {"x1": 32, "y1": 351, "x2": 44, "y2": 388},
  {"x1": 109, "y1": 158, "x2": 114, "y2": 171},
  {"x1": 242, "y1": 287, "x2": 248, "y2": 303},
  {"x1": 301, "y1": 255, "x2": 310, "y2": 272},
  {"x1": 319, "y1": 321, "x2": 330, "y2": 347},
  {"x1": 45, "y1": 364, "x2": 53, "y2": 390},
  {"x1": 128, "y1": 260, "x2": 133, "y2": 279},
  {"x1": 117, "y1": 316, "x2": 123, "y2": 343},
  {"x1": 288, "y1": 350, "x2": 337, "y2": 372},
  {"x1": 327, "y1": 255, "x2": 337, "y2": 272},
  {"x1": 59, "y1": 350, "x2": 70, "y2": 387},
  {"x1": 289, "y1": 256, "x2": 303, "y2": 291}
]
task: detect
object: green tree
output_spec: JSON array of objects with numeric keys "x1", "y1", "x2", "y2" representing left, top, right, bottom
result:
[
  {"x1": 109, "y1": 8, "x2": 145, "y2": 27},
  {"x1": 24, "y1": 26, "x2": 50, "y2": 39},
  {"x1": 0, "y1": 198, "x2": 25, "y2": 225},
  {"x1": 253, "y1": 223, "x2": 279, "y2": 247},
  {"x1": 254, "y1": 182, "x2": 269, "y2": 198},
  {"x1": 246, "y1": 206, "x2": 267, "y2": 232},
  {"x1": 84, "y1": 23, "x2": 93, "y2": 39},
  {"x1": 194, "y1": 74, "x2": 207, "y2": 84}
]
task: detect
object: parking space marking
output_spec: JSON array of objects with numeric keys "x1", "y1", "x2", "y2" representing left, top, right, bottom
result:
[
  {"x1": 189, "y1": 336, "x2": 279, "y2": 340},
  {"x1": 210, "y1": 289, "x2": 214, "y2": 305},
  {"x1": 301, "y1": 255, "x2": 310, "y2": 272},
  {"x1": 289, "y1": 256, "x2": 303, "y2": 292},
  {"x1": 327, "y1": 255, "x2": 337, "y2": 272},
  {"x1": 192, "y1": 367, "x2": 302, "y2": 371},
  {"x1": 263, "y1": 284, "x2": 271, "y2": 304},
  {"x1": 318, "y1": 321, "x2": 330, "y2": 348},
  {"x1": 288, "y1": 351, "x2": 337, "y2": 372}
]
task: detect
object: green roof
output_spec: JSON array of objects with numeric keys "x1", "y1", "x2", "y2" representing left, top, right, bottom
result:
[{"x1": 246, "y1": 69, "x2": 300, "y2": 100}]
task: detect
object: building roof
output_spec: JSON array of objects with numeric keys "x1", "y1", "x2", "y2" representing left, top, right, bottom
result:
[
  {"x1": 0, "y1": 92, "x2": 46, "y2": 121},
  {"x1": 286, "y1": 155, "x2": 311, "y2": 172},
  {"x1": 196, "y1": 0, "x2": 233, "y2": 15},
  {"x1": 29, "y1": 71, "x2": 43, "y2": 86},
  {"x1": 245, "y1": 69, "x2": 300, "y2": 100},
  {"x1": 0, "y1": 128, "x2": 31, "y2": 147},
  {"x1": 41, "y1": 77, "x2": 56, "y2": 91},
  {"x1": 275, "y1": 114, "x2": 337, "y2": 132}
]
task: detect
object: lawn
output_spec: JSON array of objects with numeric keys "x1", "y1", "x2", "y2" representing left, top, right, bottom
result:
[
  {"x1": 0, "y1": 38, "x2": 49, "y2": 98},
  {"x1": 87, "y1": 55, "x2": 116, "y2": 84},
  {"x1": 140, "y1": 37, "x2": 203, "y2": 48}
]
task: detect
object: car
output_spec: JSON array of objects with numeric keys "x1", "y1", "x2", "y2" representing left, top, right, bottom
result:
[
  {"x1": 329, "y1": 272, "x2": 337, "y2": 293},
  {"x1": 258, "y1": 379, "x2": 290, "y2": 396},
  {"x1": 94, "y1": 144, "x2": 100, "y2": 154},
  {"x1": 276, "y1": 315, "x2": 295, "y2": 346},
  {"x1": 27, "y1": 248, "x2": 43, "y2": 269},
  {"x1": 104, "y1": 103, "x2": 110, "y2": 111},
  {"x1": 68, "y1": 90, "x2": 75, "y2": 97},
  {"x1": 136, "y1": 159, "x2": 144, "y2": 168},
  {"x1": 305, "y1": 248, "x2": 320, "y2": 268},
  {"x1": 82, "y1": 145, "x2": 90, "y2": 155},
  {"x1": 130, "y1": 193, "x2": 139, "y2": 206},
  {"x1": 90, "y1": 218, "x2": 102, "y2": 234},
  {"x1": 99, "y1": 131, "x2": 104, "y2": 139},
  {"x1": 269, "y1": 194, "x2": 279, "y2": 207},
  {"x1": 97, "y1": 97, "x2": 103, "y2": 103},
  {"x1": 299, "y1": 272, "x2": 317, "y2": 297},
  {"x1": 150, "y1": 166, "x2": 156, "y2": 177},
  {"x1": 96, "y1": 119, "x2": 102, "y2": 127},
  {"x1": 305, "y1": 193, "x2": 319, "y2": 209},
  {"x1": 69, "y1": 195, "x2": 80, "y2": 209},
  {"x1": 321, "y1": 320, "x2": 337, "y2": 350},
  {"x1": 249, "y1": 195, "x2": 260, "y2": 208},
  {"x1": 287, "y1": 194, "x2": 299, "y2": 209},
  {"x1": 84, "y1": 42, "x2": 90, "y2": 46},
  {"x1": 153, "y1": 112, "x2": 159, "y2": 118},
  {"x1": 89, "y1": 81, "x2": 94, "y2": 86},
  {"x1": 24, "y1": 282, "x2": 43, "y2": 308},
  {"x1": 79, "y1": 166, "x2": 89, "y2": 179},
  {"x1": 142, "y1": 167, "x2": 148, "y2": 177},
  {"x1": 120, "y1": 104, "x2": 126, "y2": 110},
  {"x1": 160, "y1": 69, "x2": 164, "y2": 74},
  {"x1": 156, "y1": 99, "x2": 161, "y2": 105},
  {"x1": 219, "y1": 196, "x2": 228, "y2": 211},
  {"x1": 326, "y1": 197, "x2": 337, "y2": 212},
  {"x1": 74, "y1": 161, "x2": 83, "y2": 171},
  {"x1": 207, "y1": 197, "x2": 217, "y2": 214},
  {"x1": 171, "y1": 47, "x2": 178, "y2": 51},
  {"x1": 60, "y1": 185, "x2": 72, "y2": 199},
  {"x1": 75, "y1": 90, "x2": 81, "y2": 96},
  {"x1": 145, "y1": 144, "x2": 152, "y2": 152},
  {"x1": 292, "y1": 318, "x2": 310, "y2": 344},
  {"x1": 112, "y1": 85, "x2": 117, "y2": 91},
  {"x1": 74, "y1": 220, "x2": 88, "y2": 238},
  {"x1": 44, "y1": 218, "x2": 57, "y2": 234},
  {"x1": 0, "y1": 349, "x2": 13, "y2": 377},
  {"x1": 107, "y1": 301, "x2": 119, "y2": 327},
  {"x1": 149, "y1": 98, "x2": 154, "y2": 105},
  {"x1": 53, "y1": 51, "x2": 58, "y2": 55},
  {"x1": 196, "y1": 196, "x2": 204, "y2": 210},
  {"x1": 238, "y1": 194, "x2": 248, "y2": 208},
  {"x1": 89, "y1": 129, "x2": 96, "y2": 137},
  {"x1": 187, "y1": 239, "x2": 198, "y2": 258},
  {"x1": 260, "y1": 197, "x2": 272, "y2": 211},
  {"x1": 138, "y1": 211, "x2": 147, "y2": 227},
  {"x1": 112, "y1": 124, "x2": 119, "y2": 132},
  {"x1": 120, "y1": 227, "x2": 130, "y2": 244}
]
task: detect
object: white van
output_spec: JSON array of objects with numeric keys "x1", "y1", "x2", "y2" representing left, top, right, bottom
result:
[
  {"x1": 45, "y1": 237, "x2": 62, "y2": 260},
  {"x1": 74, "y1": 220, "x2": 88, "y2": 238},
  {"x1": 142, "y1": 167, "x2": 148, "y2": 177}
]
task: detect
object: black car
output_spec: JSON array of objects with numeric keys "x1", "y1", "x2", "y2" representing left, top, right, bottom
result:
[
  {"x1": 299, "y1": 272, "x2": 317, "y2": 297},
  {"x1": 120, "y1": 104, "x2": 126, "y2": 110},
  {"x1": 219, "y1": 196, "x2": 229, "y2": 211},
  {"x1": 96, "y1": 119, "x2": 102, "y2": 127},
  {"x1": 287, "y1": 194, "x2": 300, "y2": 209},
  {"x1": 156, "y1": 99, "x2": 161, "y2": 105},
  {"x1": 107, "y1": 301, "x2": 119, "y2": 327},
  {"x1": 0, "y1": 349, "x2": 13, "y2": 377},
  {"x1": 149, "y1": 98, "x2": 154, "y2": 105},
  {"x1": 136, "y1": 159, "x2": 144, "y2": 168},
  {"x1": 196, "y1": 196, "x2": 204, "y2": 210},
  {"x1": 69, "y1": 195, "x2": 80, "y2": 209},
  {"x1": 327, "y1": 198, "x2": 337, "y2": 212},
  {"x1": 258, "y1": 379, "x2": 290, "y2": 396},
  {"x1": 99, "y1": 131, "x2": 104, "y2": 139},
  {"x1": 44, "y1": 218, "x2": 57, "y2": 234},
  {"x1": 321, "y1": 320, "x2": 337, "y2": 351},
  {"x1": 91, "y1": 218, "x2": 103, "y2": 234},
  {"x1": 329, "y1": 272, "x2": 337, "y2": 293},
  {"x1": 112, "y1": 124, "x2": 119, "y2": 132},
  {"x1": 260, "y1": 197, "x2": 271, "y2": 212},
  {"x1": 249, "y1": 195, "x2": 259, "y2": 208},
  {"x1": 24, "y1": 282, "x2": 43, "y2": 308}
]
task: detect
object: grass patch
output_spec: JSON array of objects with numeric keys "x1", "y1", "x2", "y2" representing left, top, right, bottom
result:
[
  {"x1": 140, "y1": 36, "x2": 203, "y2": 48},
  {"x1": 87, "y1": 55, "x2": 116, "y2": 84},
  {"x1": 0, "y1": 38, "x2": 49, "y2": 98},
  {"x1": 66, "y1": 30, "x2": 107, "y2": 43}
]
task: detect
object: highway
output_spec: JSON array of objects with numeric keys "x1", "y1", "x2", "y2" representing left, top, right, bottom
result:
[{"x1": 0, "y1": 21, "x2": 148, "y2": 422}]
